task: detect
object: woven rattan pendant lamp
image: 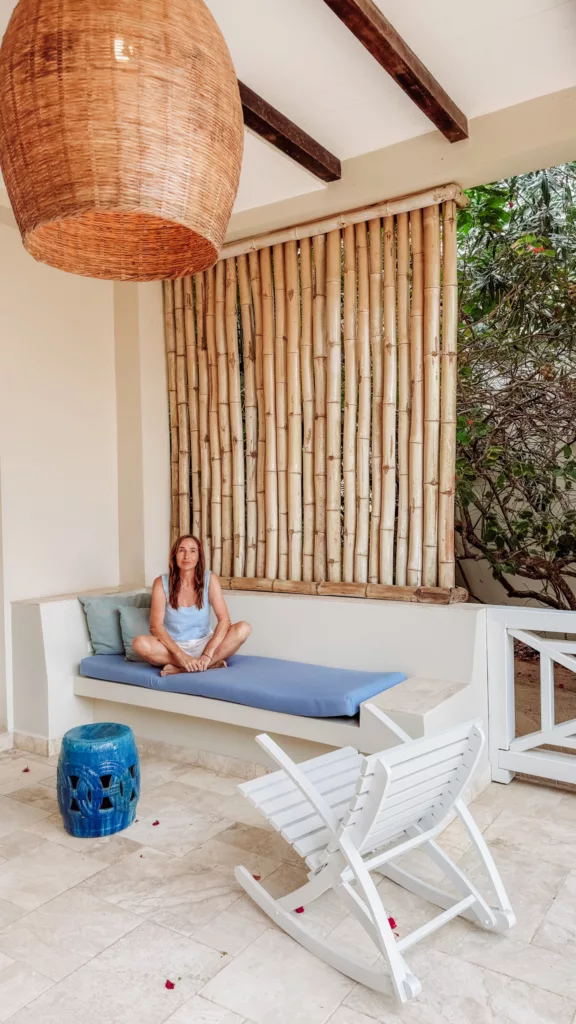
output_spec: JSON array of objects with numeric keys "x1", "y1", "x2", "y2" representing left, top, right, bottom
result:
[{"x1": 0, "y1": 0, "x2": 244, "y2": 281}]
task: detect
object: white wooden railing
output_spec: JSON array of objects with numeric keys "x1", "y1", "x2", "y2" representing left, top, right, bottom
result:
[{"x1": 487, "y1": 606, "x2": 576, "y2": 785}]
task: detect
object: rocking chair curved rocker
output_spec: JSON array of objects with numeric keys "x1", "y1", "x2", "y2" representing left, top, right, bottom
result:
[{"x1": 235, "y1": 707, "x2": 515, "y2": 1003}]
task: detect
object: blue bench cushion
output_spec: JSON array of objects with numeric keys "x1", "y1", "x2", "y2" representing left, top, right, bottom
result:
[{"x1": 79, "y1": 654, "x2": 406, "y2": 718}]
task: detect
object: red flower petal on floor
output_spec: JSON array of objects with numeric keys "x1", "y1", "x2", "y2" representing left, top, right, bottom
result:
[
  {"x1": 152, "y1": 820, "x2": 160, "y2": 826},
  {"x1": 388, "y1": 917, "x2": 397, "y2": 930},
  {"x1": 295, "y1": 906, "x2": 305, "y2": 914},
  {"x1": 252, "y1": 874, "x2": 261, "y2": 881},
  {"x1": 165, "y1": 980, "x2": 175, "y2": 990},
  {"x1": 22, "y1": 767, "x2": 30, "y2": 773}
]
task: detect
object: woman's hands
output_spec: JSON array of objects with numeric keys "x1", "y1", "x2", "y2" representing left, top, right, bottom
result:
[
  {"x1": 177, "y1": 652, "x2": 212, "y2": 673},
  {"x1": 177, "y1": 652, "x2": 199, "y2": 673}
]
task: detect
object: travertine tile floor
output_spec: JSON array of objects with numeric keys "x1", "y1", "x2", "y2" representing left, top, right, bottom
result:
[{"x1": 0, "y1": 746, "x2": 575, "y2": 1023}]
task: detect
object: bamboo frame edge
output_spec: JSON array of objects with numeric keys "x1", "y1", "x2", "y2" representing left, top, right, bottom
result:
[
  {"x1": 218, "y1": 577, "x2": 468, "y2": 604},
  {"x1": 220, "y1": 183, "x2": 469, "y2": 260}
]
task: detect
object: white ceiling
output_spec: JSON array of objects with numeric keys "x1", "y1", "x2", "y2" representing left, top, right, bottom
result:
[
  {"x1": 1, "y1": 0, "x2": 575, "y2": 215},
  {"x1": 208, "y1": 0, "x2": 576, "y2": 212}
]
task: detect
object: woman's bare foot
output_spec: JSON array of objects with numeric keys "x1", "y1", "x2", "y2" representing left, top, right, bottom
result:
[
  {"x1": 160, "y1": 664, "x2": 183, "y2": 677},
  {"x1": 160, "y1": 660, "x2": 226, "y2": 676}
]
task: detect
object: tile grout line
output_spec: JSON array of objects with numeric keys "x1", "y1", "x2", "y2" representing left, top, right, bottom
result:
[
  {"x1": 3, "y1": 763, "x2": 575, "y2": 1021},
  {"x1": 426, "y1": 939, "x2": 576, "y2": 1008},
  {"x1": 0, "y1": 875, "x2": 239, "y2": 1022}
]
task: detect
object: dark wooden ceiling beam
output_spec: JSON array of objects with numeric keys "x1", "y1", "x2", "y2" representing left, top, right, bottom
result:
[
  {"x1": 320, "y1": 0, "x2": 469, "y2": 143},
  {"x1": 238, "y1": 81, "x2": 341, "y2": 183}
]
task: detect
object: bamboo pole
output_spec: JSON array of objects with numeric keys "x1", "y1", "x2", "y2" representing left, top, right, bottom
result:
[
  {"x1": 226, "y1": 577, "x2": 274, "y2": 593},
  {"x1": 423, "y1": 204, "x2": 441, "y2": 586},
  {"x1": 318, "y1": 581, "x2": 366, "y2": 599},
  {"x1": 261, "y1": 246, "x2": 278, "y2": 579},
  {"x1": 184, "y1": 277, "x2": 201, "y2": 539},
  {"x1": 220, "y1": 184, "x2": 469, "y2": 260},
  {"x1": 249, "y1": 251, "x2": 266, "y2": 578},
  {"x1": 326, "y1": 228, "x2": 342, "y2": 582},
  {"x1": 225, "y1": 258, "x2": 246, "y2": 577},
  {"x1": 355, "y1": 221, "x2": 370, "y2": 583},
  {"x1": 273, "y1": 244, "x2": 288, "y2": 580},
  {"x1": 313, "y1": 233, "x2": 327, "y2": 582},
  {"x1": 380, "y1": 216, "x2": 397, "y2": 584},
  {"x1": 194, "y1": 272, "x2": 211, "y2": 565},
  {"x1": 407, "y1": 209, "x2": 424, "y2": 586},
  {"x1": 438, "y1": 200, "x2": 458, "y2": 588},
  {"x1": 238, "y1": 255, "x2": 258, "y2": 577},
  {"x1": 367, "y1": 583, "x2": 467, "y2": 604},
  {"x1": 174, "y1": 279, "x2": 190, "y2": 537},
  {"x1": 343, "y1": 226, "x2": 357, "y2": 583},
  {"x1": 219, "y1": 577, "x2": 466, "y2": 603},
  {"x1": 300, "y1": 237, "x2": 315, "y2": 583},
  {"x1": 368, "y1": 218, "x2": 382, "y2": 584},
  {"x1": 396, "y1": 212, "x2": 410, "y2": 585},
  {"x1": 272, "y1": 579, "x2": 317, "y2": 595},
  {"x1": 215, "y1": 261, "x2": 233, "y2": 576},
  {"x1": 168, "y1": 190, "x2": 461, "y2": 597},
  {"x1": 163, "y1": 280, "x2": 179, "y2": 545},
  {"x1": 205, "y1": 268, "x2": 221, "y2": 573},
  {"x1": 285, "y1": 240, "x2": 303, "y2": 581}
]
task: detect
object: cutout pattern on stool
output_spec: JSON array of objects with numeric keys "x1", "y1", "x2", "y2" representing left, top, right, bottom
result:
[{"x1": 62, "y1": 761, "x2": 139, "y2": 817}]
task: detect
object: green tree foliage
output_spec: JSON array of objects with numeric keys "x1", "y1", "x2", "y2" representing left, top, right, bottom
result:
[{"x1": 457, "y1": 164, "x2": 576, "y2": 608}]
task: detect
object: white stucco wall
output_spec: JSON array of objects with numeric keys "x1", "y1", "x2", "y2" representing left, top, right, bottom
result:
[
  {"x1": 113, "y1": 280, "x2": 170, "y2": 591},
  {"x1": 0, "y1": 217, "x2": 120, "y2": 730}
]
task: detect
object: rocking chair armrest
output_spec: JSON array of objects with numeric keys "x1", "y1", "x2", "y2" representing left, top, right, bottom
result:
[
  {"x1": 255, "y1": 733, "x2": 341, "y2": 834},
  {"x1": 362, "y1": 703, "x2": 412, "y2": 744}
]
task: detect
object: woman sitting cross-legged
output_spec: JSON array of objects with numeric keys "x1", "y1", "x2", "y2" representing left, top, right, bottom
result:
[{"x1": 133, "y1": 534, "x2": 251, "y2": 675}]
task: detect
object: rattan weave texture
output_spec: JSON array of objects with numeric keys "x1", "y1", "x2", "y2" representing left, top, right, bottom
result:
[{"x1": 0, "y1": 0, "x2": 244, "y2": 280}]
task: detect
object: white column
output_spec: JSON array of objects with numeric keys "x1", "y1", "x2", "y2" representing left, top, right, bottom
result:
[
  {"x1": 114, "y1": 281, "x2": 170, "y2": 587},
  {"x1": 137, "y1": 282, "x2": 171, "y2": 584}
]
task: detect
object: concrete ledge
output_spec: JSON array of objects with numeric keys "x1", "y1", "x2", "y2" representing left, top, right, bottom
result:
[
  {"x1": 75, "y1": 675, "x2": 361, "y2": 748},
  {"x1": 74, "y1": 672, "x2": 472, "y2": 756},
  {"x1": 366, "y1": 677, "x2": 469, "y2": 738}
]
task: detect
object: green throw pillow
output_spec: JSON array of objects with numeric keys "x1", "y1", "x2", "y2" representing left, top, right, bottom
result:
[
  {"x1": 79, "y1": 591, "x2": 152, "y2": 655},
  {"x1": 119, "y1": 605, "x2": 151, "y2": 662}
]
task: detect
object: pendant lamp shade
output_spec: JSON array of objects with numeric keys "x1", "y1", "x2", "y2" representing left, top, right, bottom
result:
[{"x1": 0, "y1": 0, "x2": 244, "y2": 280}]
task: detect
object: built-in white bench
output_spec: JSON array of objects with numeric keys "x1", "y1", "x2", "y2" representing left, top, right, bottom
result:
[
  {"x1": 11, "y1": 587, "x2": 489, "y2": 776},
  {"x1": 74, "y1": 672, "x2": 469, "y2": 755}
]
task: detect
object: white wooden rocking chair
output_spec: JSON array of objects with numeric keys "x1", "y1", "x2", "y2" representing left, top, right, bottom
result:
[{"x1": 235, "y1": 707, "x2": 515, "y2": 1003}]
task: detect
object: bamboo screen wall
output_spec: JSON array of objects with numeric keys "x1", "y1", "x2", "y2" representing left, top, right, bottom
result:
[{"x1": 164, "y1": 183, "x2": 468, "y2": 604}]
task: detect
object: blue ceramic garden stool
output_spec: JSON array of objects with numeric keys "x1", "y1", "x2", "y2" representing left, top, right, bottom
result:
[{"x1": 57, "y1": 723, "x2": 140, "y2": 838}]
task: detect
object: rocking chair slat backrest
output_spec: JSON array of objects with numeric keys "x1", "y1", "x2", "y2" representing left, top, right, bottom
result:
[
  {"x1": 246, "y1": 745, "x2": 360, "y2": 797},
  {"x1": 339, "y1": 721, "x2": 484, "y2": 854},
  {"x1": 382, "y1": 766, "x2": 463, "y2": 811},
  {"x1": 278, "y1": 783, "x2": 358, "y2": 835},
  {"x1": 254, "y1": 750, "x2": 362, "y2": 809},
  {"x1": 260, "y1": 759, "x2": 362, "y2": 821}
]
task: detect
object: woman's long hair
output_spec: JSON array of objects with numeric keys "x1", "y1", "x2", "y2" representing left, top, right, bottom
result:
[{"x1": 168, "y1": 535, "x2": 205, "y2": 610}]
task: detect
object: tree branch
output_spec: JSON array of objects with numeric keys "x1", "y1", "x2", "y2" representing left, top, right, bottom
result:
[{"x1": 497, "y1": 574, "x2": 564, "y2": 609}]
